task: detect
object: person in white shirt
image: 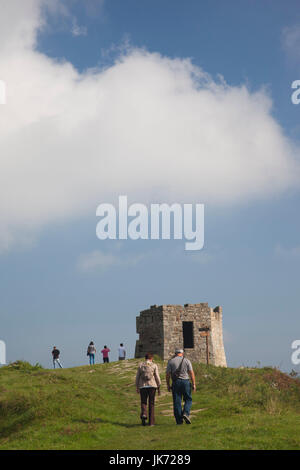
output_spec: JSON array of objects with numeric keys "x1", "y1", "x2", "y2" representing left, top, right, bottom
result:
[{"x1": 118, "y1": 343, "x2": 126, "y2": 360}]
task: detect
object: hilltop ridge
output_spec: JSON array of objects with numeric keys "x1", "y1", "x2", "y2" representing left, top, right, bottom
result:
[{"x1": 0, "y1": 359, "x2": 300, "y2": 450}]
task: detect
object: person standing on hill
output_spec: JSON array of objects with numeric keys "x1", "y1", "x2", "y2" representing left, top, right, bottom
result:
[
  {"x1": 118, "y1": 343, "x2": 126, "y2": 361},
  {"x1": 101, "y1": 345, "x2": 110, "y2": 363},
  {"x1": 87, "y1": 341, "x2": 96, "y2": 365},
  {"x1": 52, "y1": 346, "x2": 63, "y2": 369},
  {"x1": 166, "y1": 348, "x2": 196, "y2": 425},
  {"x1": 135, "y1": 353, "x2": 161, "y2": 426}
]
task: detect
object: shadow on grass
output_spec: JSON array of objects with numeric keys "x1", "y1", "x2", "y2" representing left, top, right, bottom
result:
[
  {"x1": 72, "y1": 417, "x2": 169, "y2": 428},
  {"x1": 72, "y1": 417, "x2": 141, "y2": 428},
  {"x1": 0, "y1": 414, "x2": 35, "y2": 440}
]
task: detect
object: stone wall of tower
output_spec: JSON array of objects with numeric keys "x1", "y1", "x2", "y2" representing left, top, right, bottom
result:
[
  {"x1": 135, "y1": 305, "x2": 164, "y2": 358},
  {"x1": 135, "y1": 302, "x2": 227, "y2": 367},
  {"x1": 162, "y1": 303, "x2": 212, "y2": 362},
  {"x1": 210, "y1": 306, "x2": 227, "y2": 367}
]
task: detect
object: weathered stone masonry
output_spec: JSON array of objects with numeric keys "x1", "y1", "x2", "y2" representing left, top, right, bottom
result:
[{"x1": 135, "y1": 303, "x2": 227, "y2": 367}]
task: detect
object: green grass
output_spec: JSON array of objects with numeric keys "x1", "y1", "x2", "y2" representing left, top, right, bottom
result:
[{"x1": 0, "y1": 358, "x2": 300, "y2": 450}]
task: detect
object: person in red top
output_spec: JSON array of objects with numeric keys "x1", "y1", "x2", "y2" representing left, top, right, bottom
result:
[{"x1": 101, "y1": 345, "x2": 110, "y2": 363}]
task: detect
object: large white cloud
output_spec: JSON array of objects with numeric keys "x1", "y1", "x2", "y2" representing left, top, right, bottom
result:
[{"x1": 0, "y1": 0, "x2": 299, "y2": 252}]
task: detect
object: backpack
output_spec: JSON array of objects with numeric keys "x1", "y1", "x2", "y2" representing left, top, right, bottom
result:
[{"x1": 140, "y1": 362, "x2": 154, "y2": 382}]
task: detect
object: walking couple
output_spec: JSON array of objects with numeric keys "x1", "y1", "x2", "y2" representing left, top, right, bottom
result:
[{"x1": 135, "y1": 349, "x2": 196, "y2": 426}]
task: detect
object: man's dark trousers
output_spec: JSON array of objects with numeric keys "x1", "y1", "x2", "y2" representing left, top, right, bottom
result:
[{"x1": 172, "y1": 379, "x2": 192, "y2": 424}]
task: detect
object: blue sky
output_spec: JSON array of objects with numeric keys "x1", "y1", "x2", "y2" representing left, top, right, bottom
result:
[{"x1": 0, "y1": 0, "x2": 300, "y2": 370}]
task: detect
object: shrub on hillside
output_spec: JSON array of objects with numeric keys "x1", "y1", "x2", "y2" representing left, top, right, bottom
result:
[{"x1": 4, "y1": 361, "x2": 43, "y2": 371}]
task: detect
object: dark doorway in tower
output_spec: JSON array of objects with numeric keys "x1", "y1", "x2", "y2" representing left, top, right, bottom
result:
[{"x1": 182, "y1": 321, "x2": 194, "y2": 348}]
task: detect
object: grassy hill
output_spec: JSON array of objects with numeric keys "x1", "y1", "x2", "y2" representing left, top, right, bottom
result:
[{"x1": 0, "y1": 358, "x2": 300, "y2": 450}]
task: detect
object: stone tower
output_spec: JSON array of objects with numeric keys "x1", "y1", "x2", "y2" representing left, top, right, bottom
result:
[{"x1": 135, "y1": 303, "x2": 227, "y2": 366}]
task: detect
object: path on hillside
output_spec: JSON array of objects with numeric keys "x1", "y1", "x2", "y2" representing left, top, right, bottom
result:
[{"x1": 106, "y1": 359, "x2": 206, "y2": 420}]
